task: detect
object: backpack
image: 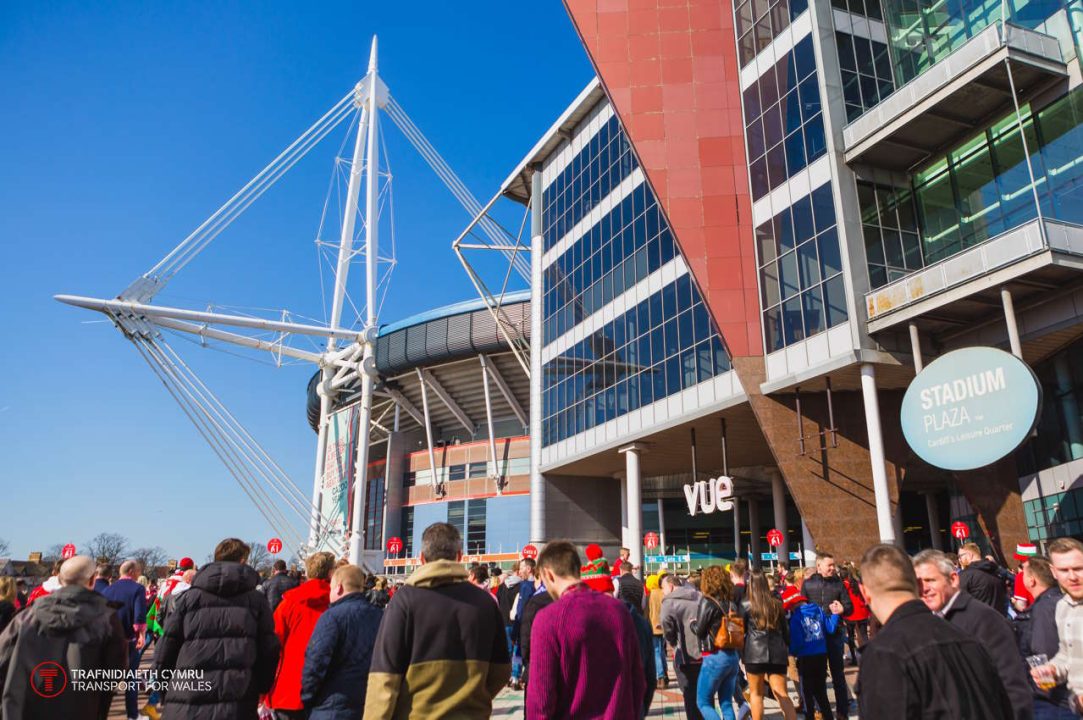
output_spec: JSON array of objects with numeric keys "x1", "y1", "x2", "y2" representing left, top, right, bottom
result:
[{"x1": 710, "y1": 597, "x2": 745, "y2": 651}]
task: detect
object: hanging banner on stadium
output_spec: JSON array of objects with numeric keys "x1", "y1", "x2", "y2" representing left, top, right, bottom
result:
[
  {"x1": 319, "y1": 405, "x2": 359, "y2": 548},
  {"x1": 900, "y1": 347, "x2": 1041, "y2": 471}
]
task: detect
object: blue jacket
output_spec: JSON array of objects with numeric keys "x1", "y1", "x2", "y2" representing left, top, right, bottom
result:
[
  {"x1": 788, "y1": 601, "x2": 838, "y2": 657},
  {"x1": 101, "y1": 578, "x2": 147, "y2": 641},
  {"x1": 300, "y1": 592, "x2": 382, "y2": 719}
]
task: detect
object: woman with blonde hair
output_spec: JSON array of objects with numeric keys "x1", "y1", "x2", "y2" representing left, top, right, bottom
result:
[
  {"x1": 691, "y1": 566, "x2": 741, "y2": 720},
  {"x1": 742, "y1": 569, "x2": 797, "y2": 720}
]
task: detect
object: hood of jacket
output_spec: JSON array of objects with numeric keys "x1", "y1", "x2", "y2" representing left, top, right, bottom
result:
[
  {"x1": 407, "y1": 559, "x2": 469, "y2": 588},
  {"x1": 503, "y1": 573, "x2": 522, "y2": 589},
  {"x1": 667, "y1": 584, "x2": 701, "y2": 606},
  {"x1": 191, "y1": 561, "x2": 260, "y2": 598},
  {"x1": 284, "y1": 578, "x2": 331, "y2": 610},
  {"x1": 31, "y1": 585, "x2": 113, "y2": 634},
  {"x1": 40, "y1": 576, "x2": 61, "y2": 594},
  {"x1": 967, "y1": 559, "x2": 999, "y2": 576}
]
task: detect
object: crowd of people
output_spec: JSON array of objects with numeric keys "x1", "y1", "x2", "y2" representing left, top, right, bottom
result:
[{"x1": 1, "y1": 530, "x2": 1083, "y2": 719}]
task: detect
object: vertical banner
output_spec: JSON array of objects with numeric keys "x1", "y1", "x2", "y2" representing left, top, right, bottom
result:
[{"x1": 319, "y1": 405, "x2": 359, "y2": 551}]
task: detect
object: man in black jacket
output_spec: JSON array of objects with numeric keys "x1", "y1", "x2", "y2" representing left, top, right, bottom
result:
[
  {"x1": 261, "y1": 559, "x2": 299, "y2": 614},
  {"x1": 301, "y1": 563, "x2": 382, "y2": 719},
  {"x1": 959, "y1": 542, "x2": 1010, "y2": 615},
  {"x1": 856, "y1": 544, "x2": 1013, "y2": 720},
  {"x1": 913, "y1": 549, "x2": 1032, "y2": 720},
  {"x1": 801, "y1": 552, "x2": 852, "y2": 717},
  {"x1": 1014, "y1": 555, "x2": 1075, "y2": 718},
  {"x1": 0, "y1": 555, "x2": 128, "y2": 720},
  {"x1": 155, "y1": 538, "x2": 281, "y2": 720},
  {"x1": 616, "y1": 561, "x2": 645, "y2": 613}
]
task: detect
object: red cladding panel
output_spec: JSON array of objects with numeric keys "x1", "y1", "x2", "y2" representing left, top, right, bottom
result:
[{"x1": 564, "y1": 0, "x2": 762, "y2": 357}]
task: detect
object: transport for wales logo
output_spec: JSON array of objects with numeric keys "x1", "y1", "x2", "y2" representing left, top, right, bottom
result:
[{"x1": 30, "y1": 661, "x2": 67, "y2": 698}]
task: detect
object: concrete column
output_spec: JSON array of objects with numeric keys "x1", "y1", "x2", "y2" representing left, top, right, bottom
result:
[
  {"x1": 1001, "y1": 288, "x2": 1023, "y2": 359},
  {"x1": 656, "y1": 499, "x2": 667, "y2": 554},
  {"x1": 860, "y1": 363, "x2": 897, "y2": 544},
  {"x1": 909, "y1": 323, "x2": 924, "y2": 373},
  {"x1": 529, "y1": 167, "x2": 546, "y2": 543},
  {"x1": 1055, "y1": 354, "x2": 1083, "y2": 460},
  {"x1": 925, "y1": 492, "x2": 943, "y2": 550},
  {"x1": 893, "y1": 501, "x2": 906, "y2": 550},
  {"x1": 733, "y1": 495, "x2": 742, "y2": 559},
  {"x1": 748, "y1": 496, "x2": 762, "y2": 568},
  {"x1": 771, "y1": 471, "x2": 789, "y2": 562},
  {"x1": 620, "y1": 444, "x2": 648, "y2": 575},
  {"x1": 617, "y1": 472, "x2": 629, "y2": 551},
  {"x1": 802, "y1": 518, "x2": 815, "y2": 567}
]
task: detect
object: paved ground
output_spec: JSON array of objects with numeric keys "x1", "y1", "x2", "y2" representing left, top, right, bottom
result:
[{"x1": 114, "y1": 648, "x2": 860, "y2": 718}]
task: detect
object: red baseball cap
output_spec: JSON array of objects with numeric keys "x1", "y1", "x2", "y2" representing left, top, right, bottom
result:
[{"x1": 178, "y1": 557, "x2": 195, "y2": 570}]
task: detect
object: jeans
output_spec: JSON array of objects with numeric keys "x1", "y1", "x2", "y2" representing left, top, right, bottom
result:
[
  {"x1": 653, "y1": 636, "x2": 667, "y2": 680},
  {"x1": 124, "y1": 641, "x2": 140, "y2": 719},
  {"x1": 825, "y1": 629, "x2": 849, "y2": 715},
  {"x1": 1034, "y1": 699, "x2": 1077, "y2": 719},
  {"x1": 696, "y1": 650, "x2": 740, "y2": 720},
  {"x1": 796, "y1": 655, "x2": 833, "y2": 720},
  {"x1": 674, "y1": 661, "x2": 705, "y2": 720},
  {"x1": 504, "y1": 625, "x2": 521, "y2": 680}
]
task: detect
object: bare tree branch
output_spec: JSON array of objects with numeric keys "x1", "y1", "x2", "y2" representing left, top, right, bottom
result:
[{"x1": 85, "y1": 533, "x2": 130, "y2": 567}]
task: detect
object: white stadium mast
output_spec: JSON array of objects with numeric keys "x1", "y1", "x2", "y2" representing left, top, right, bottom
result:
[{"x1": 56, "y1": 38, "x2": 527, "y2": 568}]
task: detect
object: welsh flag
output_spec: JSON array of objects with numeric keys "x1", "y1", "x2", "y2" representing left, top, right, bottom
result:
[{"x1": 146, "y1": 596, "x2": 163, "y2": 637}]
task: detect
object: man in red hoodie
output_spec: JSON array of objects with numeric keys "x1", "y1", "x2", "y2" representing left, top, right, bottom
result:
[{"x1": 268, "y1": 551, "x2": 335, "y2": 719}]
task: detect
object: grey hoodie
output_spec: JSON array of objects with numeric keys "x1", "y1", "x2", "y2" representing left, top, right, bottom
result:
[{"x1": 661, "y1": 584, "x2": 703, "y2": 662}]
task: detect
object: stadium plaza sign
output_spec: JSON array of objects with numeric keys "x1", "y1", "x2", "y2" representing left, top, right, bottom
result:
[
  {"x1": 683, "y1": 476, "x2": 734, "y2": 516},
  {"x1": 900, "y1": 346, "x2": 1042, "y2": 471}
]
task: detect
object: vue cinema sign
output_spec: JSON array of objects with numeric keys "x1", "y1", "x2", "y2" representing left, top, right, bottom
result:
[{"x1": 900, "y1": 346, "x2": 1041, "y2": 471}]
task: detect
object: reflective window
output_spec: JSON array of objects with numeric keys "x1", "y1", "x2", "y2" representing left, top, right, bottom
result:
[
  {"x1": 401, "y1": 506, "x2": 414, "y2": 556},
  {"x1": 758, "y1": 182, "x2": 847, "y2": 352},
  {"x1": 836, "y1": 32, "x2": 894, "y2": 122},
  {"x1": 542, "y1": 273, "x2": 731, "y2": 447},
  {"x1": 363, "y1": 472, "x2": 384, "y2": 550},
  {"x1": 860, "y1": 87, "x2": 1083, "y2": 282},
  {"x1": 831, "y1": 0, "x2": 884, "y2": 18},
  {"x1": 1018, "y1": 337, "x2": 1083, "y2": 477},
  {"x1": 734, "y1": 0, "x2": 811, "y2": 66},
  {"x1": 542, "y1": 115, "x2": 639, "y2": 252},
  {"x1": 743, "y1": 37, "x2": 826, "y2": 201}
]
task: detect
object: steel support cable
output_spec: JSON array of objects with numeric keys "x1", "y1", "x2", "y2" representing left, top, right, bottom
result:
[
  {"x1": 130, "y1": 334, "x2": 309, "y2": 555},
  {"x1": 152, "y1": 338, "x2": 339, "y2": 540},
  {"x1": 138, "y1": 335, "x2": 329, "y2": 555},
  {"x1": 136, "y1": 336, "x2": 309, "y2": 552},
  {"x1": 147, "y1": 96, "x2": 359, "y2": 285},
  {"x1": 156, "y1": 339, "x2": 330, "y2": 520},
  {"x1": 383, "y1": 99, "x2": 531, "y2": 279}
]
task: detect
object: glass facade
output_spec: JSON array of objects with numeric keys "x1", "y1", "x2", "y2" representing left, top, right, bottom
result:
[
  {"x1": 1024, "y1": 491, "x2": 1083, "y2": 541},
  {"x1": 1017, "y1": 337, "x2": 1083, "y2": 475},
  {"x1": 883, "y1": 0, "x2": 1069, "y2": 85},
  {"x1": 831, "y1": 0, "x2": 885, "y2": 18},
  {"x1": 363, "y1": 469, "x2": 384, "y2": 551},
  {"x1": 543, "y1": 183, "x2": 676, "y2": 344},
  {"x1": 859, "y1": 86, "x2": 1083, "y2": 286},
  {"x1": 735, "y1": 0, "x2": 810, "y2": 67},
  {"x1": 836, "y1": 32, "x2": 895, "y2": 121},
  {"x1": 757, "y1": 182, "x2": 848, "y2": 352},
  {"x1": 744, "y1": 36, "x2": 827, "y2": 201},
  {"x1": 402, "y1": 494, "x2": 530, "y2": 557},
  {"x1": 541, "y1": 114, "x2": 638, "y2": 253},
  {"x1": 542, "y1": 273, "x2": 731, "y2": 446}
]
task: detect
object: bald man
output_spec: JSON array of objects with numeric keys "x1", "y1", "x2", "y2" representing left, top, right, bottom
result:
[{"x1": 0, "y1": 555, "x2": 128, "y2": 720}]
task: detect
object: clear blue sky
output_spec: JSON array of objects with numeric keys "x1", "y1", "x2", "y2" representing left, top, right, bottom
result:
[{"x1": 0, "y1": 3, "x2": 593, "y2": 563}]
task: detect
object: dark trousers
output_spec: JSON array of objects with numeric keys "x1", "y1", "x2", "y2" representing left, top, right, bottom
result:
[
  {"x1": 1034, "y1": 699, "x2": 1077, "y2": 719},
  {"x1": 674, "y1": 661, "x2": 705, "y2": 720},
  {"x1": 826, "y1": 630, "x2": 850, "y2": 715},
  {"x1": 123, "y1": 641, "x2": 140, "y2": 719},
  {"x1": 274, "y1": 711, "x2": 309, "y2": 720},
  {"x1": 796, "y1": 655, "x2": 833, "y2": 720}
]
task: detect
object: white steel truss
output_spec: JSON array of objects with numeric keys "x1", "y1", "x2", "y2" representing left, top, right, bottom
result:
[{"x1": 57, "y1": 37, "x2": 519, "y2": 568}]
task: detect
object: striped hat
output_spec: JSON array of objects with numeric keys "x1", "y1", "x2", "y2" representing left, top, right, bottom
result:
[{"x1": 1014, "y1": 543, "x2": 1039, "y2": 562}]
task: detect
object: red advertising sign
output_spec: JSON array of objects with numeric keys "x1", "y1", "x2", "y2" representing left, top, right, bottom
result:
[
  {"x1": 522, "y1": 544, "x2": 539, "y2": 560},
  {"x1": 766, "y1": 529, "x2": 785, "y2": 548},
  {"x1": 386, "y1": 537, "x2": 404, "y2": 555},
  {"x1": 644, "y1": 532, "x2": 660, "y2": 550},
  {"x1": 267, "y1": 538, "x2": 283, "y2": 554},
  {"x1": 951, "y1": 521, "x2": 970, "y2": 540},
  {"x1": 61, "y1": 544, "x2": 76, "y2": 560}
]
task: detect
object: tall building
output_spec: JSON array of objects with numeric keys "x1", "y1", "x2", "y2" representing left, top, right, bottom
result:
[{"x1": 498, "y1": 0, "x2": 1083, "y2": 566}]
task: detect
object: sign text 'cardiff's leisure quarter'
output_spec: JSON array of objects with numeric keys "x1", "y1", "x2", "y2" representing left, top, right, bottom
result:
[{"x1": 900, "y1": 346, "x2": 1041, "y2": 471}]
